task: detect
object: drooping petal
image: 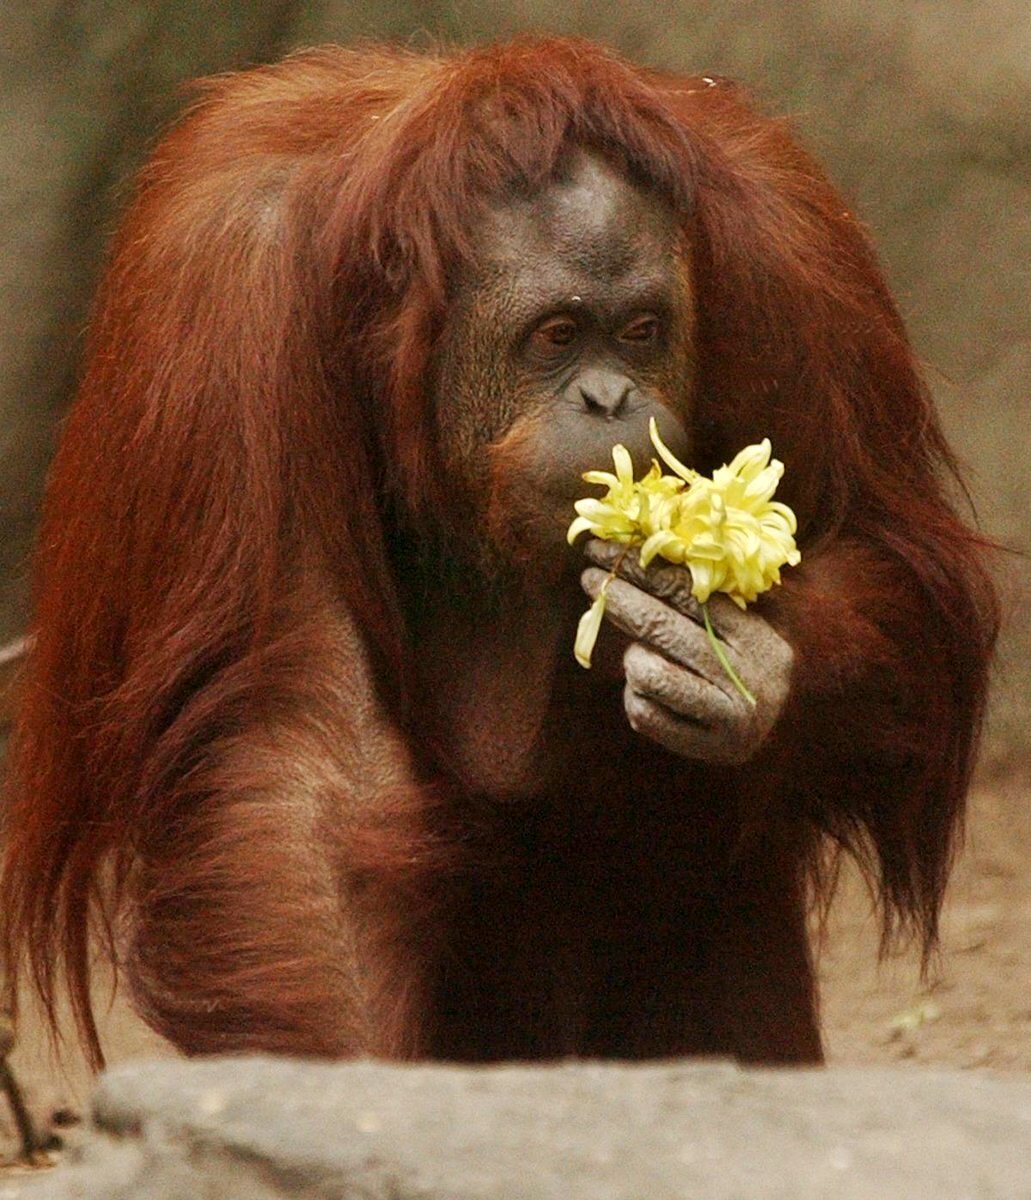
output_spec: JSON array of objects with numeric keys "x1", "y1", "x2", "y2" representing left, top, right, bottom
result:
[
  {"x1": 688, "y1": 560, "x2": 715, "y2": 603},
  {"x1": 573, "y1": 591, "x2": 608, "y2": 669}
]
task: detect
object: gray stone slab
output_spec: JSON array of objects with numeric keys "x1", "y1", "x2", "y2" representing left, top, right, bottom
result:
[{"x1": 7, "y1": 1057, "x2": 1031, "y2": 1198}]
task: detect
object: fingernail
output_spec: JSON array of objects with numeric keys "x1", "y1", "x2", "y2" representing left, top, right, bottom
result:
[
  {"x1": 584, "y1": 539, "x2": 620, "y2": 562},
  {"x1": 580, "y1": 566, "x2": 611, "y2": 596}
]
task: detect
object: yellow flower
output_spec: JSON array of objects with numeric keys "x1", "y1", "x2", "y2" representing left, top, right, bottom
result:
[
  {"x1": 567, "y1": 444, "x2": 681, "y2": 546},
  {"x1": 567, "y1": 419, "x2": 801, "y2": 680},
  {"x1": 566, "y1": 444, "x2": 638, "y2": 545},
  {"x1": 639, "y1": 424, "x2": 801, "y2": 609}
]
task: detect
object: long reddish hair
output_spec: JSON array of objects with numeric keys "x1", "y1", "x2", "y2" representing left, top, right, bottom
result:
[{"x1": 2, "y1": 38, "x2": 997, "y2": 1064}]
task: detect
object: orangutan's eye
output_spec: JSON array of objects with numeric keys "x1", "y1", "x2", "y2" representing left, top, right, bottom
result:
[
  {"x1": 619, "y1": 314, "x2": 661, "y2": 344},
  {"x1": 532, "y1": 316, "x2": 580, "y2": 351}
]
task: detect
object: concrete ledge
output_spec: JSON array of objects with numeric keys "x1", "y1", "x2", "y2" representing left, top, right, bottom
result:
[{"x1": 8, "y1": 1056, "x2": 1031, "y2": 1198}]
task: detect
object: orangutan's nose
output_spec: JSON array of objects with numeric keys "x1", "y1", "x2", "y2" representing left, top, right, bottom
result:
[{"x1": 574, "y1": 368, "x2": 635, "y2": 418}]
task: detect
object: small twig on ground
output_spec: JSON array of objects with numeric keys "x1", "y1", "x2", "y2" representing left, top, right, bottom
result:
[{"x1": 1, "y1": 1016, "x2": 45, "y2": 1163}]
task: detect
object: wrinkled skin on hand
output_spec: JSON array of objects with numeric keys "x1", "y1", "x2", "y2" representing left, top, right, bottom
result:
[{"x1": 582, "y1": 539, "x2": 793, "y2": 764}]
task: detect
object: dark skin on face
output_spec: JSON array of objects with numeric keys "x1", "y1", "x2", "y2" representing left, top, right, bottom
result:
[
  {"x1": 433, "y1": 150, "x2": 695, "y2": 554},
  {"x1": 419, "y1": 151, "x2": 793, "y2": 797}
]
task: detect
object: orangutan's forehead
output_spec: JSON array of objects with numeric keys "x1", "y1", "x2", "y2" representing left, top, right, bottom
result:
[{"x1": 471, "y1": 151, "x2": 681, "y2": 295}]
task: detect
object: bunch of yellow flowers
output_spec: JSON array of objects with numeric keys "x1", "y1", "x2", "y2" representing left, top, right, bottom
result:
[{"x1": 568, "y1": 419, "x2": 801, "y2": 698}]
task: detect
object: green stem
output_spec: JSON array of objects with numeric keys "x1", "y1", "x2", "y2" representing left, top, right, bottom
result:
[{"x1": 702, "y1": 602, "x2": 756, "y2": 707}]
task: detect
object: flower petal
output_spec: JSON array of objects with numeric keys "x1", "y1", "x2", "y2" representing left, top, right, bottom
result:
[
  {"x1": 648, "y1": 417, "x2": 697, "y2": 483},
  {"x1": 581, "y1": 470, "x2": 620, "y2": 488},
  {"x1": 612, "y1": 443, "x2": 635, "y2": 487},
  {"x1": 725, "y1": 438, "x2": 772, "y2": 481},
  {"x1": 566, "y1": 515, "x2": 596, "y2": 545},
  {"x1": 573, "y1": 592, "x2": 608, "y2": 669},
  {"x1": 640, "y1": 530, "x2": 684, "y2": 567}
]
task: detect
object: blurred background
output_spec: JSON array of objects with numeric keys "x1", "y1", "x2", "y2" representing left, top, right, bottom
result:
[{"x1": 0, "y1": 0, "x2": 1028, "y2": 1149}]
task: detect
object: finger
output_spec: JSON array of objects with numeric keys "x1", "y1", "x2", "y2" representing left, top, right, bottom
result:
[
  {"x1": 696, "y1": 592, "x2": 755, "y2": 650},
  {"x1": 582, "y1": 541, "x2": 767, "y2": 653},
  {"x1": 581, "y1": 570, "x2": 732, "y2": 690},
  {"x1": 583, "y1": 541, "x2": 702, "y2": 621},
  {"x1": 623, "y1": 643, "x2": 741, "y2": 729},
  {"x1": 622, "y1": 683, "x2": 753, "y2": 765}
]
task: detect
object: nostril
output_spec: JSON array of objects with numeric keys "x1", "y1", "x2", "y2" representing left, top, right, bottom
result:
[{"x1": 579, "y1": 380, "x2": 633, "y2": 417}]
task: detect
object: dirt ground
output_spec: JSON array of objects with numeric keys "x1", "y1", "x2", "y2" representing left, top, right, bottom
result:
[
  {"x1": 1, "y1": 771, "x2": 1028, "y2": 1167},
  {"x1": 820, "y1": 770, "x2": 1030, "y2": 1073}
]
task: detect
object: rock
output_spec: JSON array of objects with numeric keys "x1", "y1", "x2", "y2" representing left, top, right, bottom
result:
[{"x1": 6, "y1": 1057, "x2": 1030, "y2": 1198}]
